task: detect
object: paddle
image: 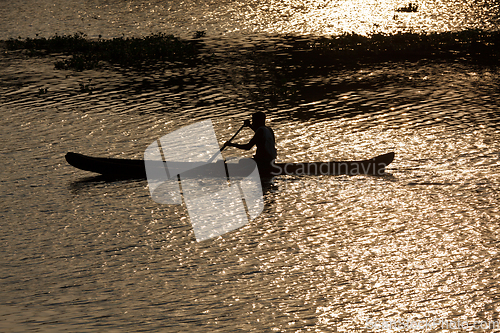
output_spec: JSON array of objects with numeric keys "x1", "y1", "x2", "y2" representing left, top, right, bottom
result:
[{"x1": 207, "y1": 122, "x2": 247, "y2": 163}]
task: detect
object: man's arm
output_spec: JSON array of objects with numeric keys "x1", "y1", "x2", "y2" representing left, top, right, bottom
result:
[{"x1": 225, "y1": 135, "x2": 257, "y2": 151}]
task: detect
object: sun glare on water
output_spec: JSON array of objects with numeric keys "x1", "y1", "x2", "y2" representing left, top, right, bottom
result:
[{"x1": 243, "y1": 0, "x2": 493, "y2": 36}]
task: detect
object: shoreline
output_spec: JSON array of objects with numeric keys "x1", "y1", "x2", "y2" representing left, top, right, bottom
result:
[{"x1": 2, "y1": 29, "x2": 498, "y2": 72}]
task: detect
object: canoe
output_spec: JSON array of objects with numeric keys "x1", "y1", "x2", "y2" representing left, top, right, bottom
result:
[{"x1": 65, "y1": 151, "x2": 394, "y2": 179}]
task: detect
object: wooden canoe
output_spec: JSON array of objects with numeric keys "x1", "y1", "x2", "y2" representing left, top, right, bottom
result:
[{"x1": 65, "y1": 152, "x2": 394, "y2": 179}]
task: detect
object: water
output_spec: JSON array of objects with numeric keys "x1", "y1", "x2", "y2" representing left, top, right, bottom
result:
[
  {"x1": 1, "y1": 0, "x2": 500, "y2": 332},
  {"x1": 1, "y1": 0, "x2": 499, "y2": 39}
]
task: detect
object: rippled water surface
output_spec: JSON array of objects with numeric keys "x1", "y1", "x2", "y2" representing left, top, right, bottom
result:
[
  {"x1": 1, "y1": 0, "x2": 499, "y2": 39},
  {"x1": 2, "y1": 46, "x2": 500, "y2": 331},
  {"x1": 2, "y1": 0, "x2": 500, "y2": 332}
]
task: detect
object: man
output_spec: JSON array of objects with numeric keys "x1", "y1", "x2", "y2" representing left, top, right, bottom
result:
[{"x1": 224, "y1": 112, "x2": 277, "y2": 171}]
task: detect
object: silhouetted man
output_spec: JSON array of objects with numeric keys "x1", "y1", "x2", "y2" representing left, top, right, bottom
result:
[{"x1": 224, "y1": 112, "x2": 277, "y2": 171}]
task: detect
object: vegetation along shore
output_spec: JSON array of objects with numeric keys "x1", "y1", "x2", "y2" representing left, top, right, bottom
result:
[{"x1": 2, "y1": 29, "x2": 499, "y2": 72}]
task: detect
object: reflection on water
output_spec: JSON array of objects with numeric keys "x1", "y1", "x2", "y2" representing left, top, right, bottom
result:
[
  {"x1": 0, "y1": 0, "x2": 499, "y2": 39},
  {"x1": 1, "y1": 43, "x2": 499, "y2": 330},
  {"x1": 1, "y1": 0, "x2": 500, "y2": 329}
]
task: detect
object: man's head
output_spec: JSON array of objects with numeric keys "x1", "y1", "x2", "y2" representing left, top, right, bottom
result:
[{"x1": 251, "y1": 111, "x2": 266, "y2": 128}]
